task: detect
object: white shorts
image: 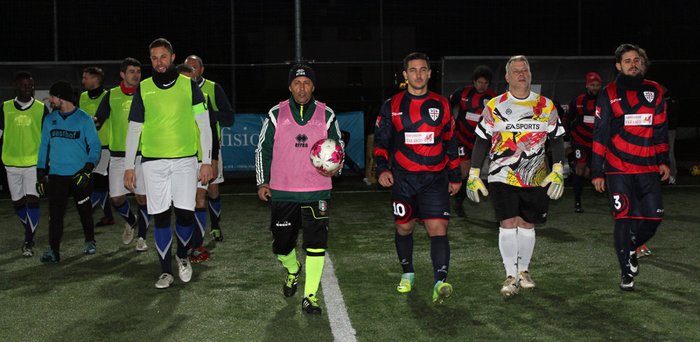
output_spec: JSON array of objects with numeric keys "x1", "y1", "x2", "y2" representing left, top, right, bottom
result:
[
  {"x1": 109, "y1": 156, "x2": 147, "y2": 197},
  {"x1": 5, "y1": 166, "x2": 38, "y2": 201},
  {"x1": 197, "y1": 153, "x2": 225, "y2": 190},
  {"x1": 94, "y1": 148, "x2": 110, "y2": 176},
  {"x1": 142, "y1": 157, "x2": 198, "y2": 214}
]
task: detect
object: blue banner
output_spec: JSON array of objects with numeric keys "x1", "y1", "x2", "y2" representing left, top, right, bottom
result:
[{"x1": 220, "y1": 111, "x2": 365, "y2": 172}]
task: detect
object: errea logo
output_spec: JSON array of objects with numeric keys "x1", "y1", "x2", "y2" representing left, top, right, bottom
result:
[{"x1": 295, "y1": 134, "x2": 308, "y2": 147}]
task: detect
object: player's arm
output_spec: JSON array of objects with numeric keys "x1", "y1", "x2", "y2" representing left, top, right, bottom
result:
[
  {"x1": 83, "y1": 114, "x2": 102, "y2": 165},
  {"x1": 36, "y1": 114, "x2": 51, "y2": 172},
  {"x1": 653, "y1": 88, "x2": 670, "y2": 169},
  {"x1": 373, "y1": 99, "x2": 393, "y2": 177},
  {"x1": 441, "y1": 101, "x2": 462, "y2": 187},
  {"x1": 323, "y1": 105, "x2": 344, "y2": 176},
  {"x1": 0, "y1": 105, "x2": 4, "y2": 138},
  {"x1": 591, "y1": 88, "x2": 612, "y2": 192},
  {"x1": 213, "y1": 83, "x2": 235, "y2": 127},
  {"x1": 125, "y1": 86, "x2": 145, "y2": 170},
  {"x1": 465, "y1": 100, "x2": 494, "y2": 203},
  {"x1": 255, "y1": 108, "x2": 277, "y2": 187},
  {"x1": 209, "y1": 98, "x2": 220, "y2": 161},
  {"x1": 94, "y1": 90, "x2": 111, "y2": 129},
  {"x1": 565, "y1": 97, "x2": 577, "y2": 132}
]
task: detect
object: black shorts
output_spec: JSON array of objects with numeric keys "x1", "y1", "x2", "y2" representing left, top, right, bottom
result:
[
  {"x1": 572, "y1": 144, "x2": 592, "y2": 167},
  {"x1": 490, "y1": 182, "x2": 549, "y2": 224},
  {"x1": 605, "y1": 173, "x2": 664, "y2": 220},
  {"x1": 391, "y1": 170, "x2": 450, "y2": 223},
  {"x1": 269, "y1": 200, "x2": 329, "y2": 255}
]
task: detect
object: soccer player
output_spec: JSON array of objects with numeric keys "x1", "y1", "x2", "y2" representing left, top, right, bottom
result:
[
  {"x1": 466, "y1": 55, "x2": 566, "y2": 297},
  {"x1": 374, "y1": 52, "x2": 461, "y2": 304},
  {"x1": 448, "y1": 65, "x2": 496, "y2": 217},
  {"x1": 124, "y1": 38, "x2": 213, "y2": 289},
  {"x1": 79, "y1": 66, "x2": 114, "y2": 227},
  {"x1": 566, "y1": 71, "x2": 603, "y2": 213},
  {"x1": 591, "y1": 43, "x2": 669, "y2": 291},
  {"x1": 184, "y1": 55, "x2": 234, "y2": 252},
  {"x1": 175, "y1": 62, "x2": 220, "y2": 263},
  {"x1": 1, "y1": 71, "x2": 49, "y2": 257},
  {"x1": 36, "y1": 81, "x2": 102, "y2": 263},
  {"x1": 255, "y1": 64, "x2": 342, "y2": 314},
  {"x1": 94, "y1": 57, "x2": 150, "y2": 251}
]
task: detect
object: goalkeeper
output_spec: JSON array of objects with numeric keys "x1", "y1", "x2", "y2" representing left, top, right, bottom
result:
[
  {"x1": 36, "y1": 81, "x2": 102, "y2": 263},
  {"x1": 466, "y1": 55, "x2": 566, "y2": 297}
]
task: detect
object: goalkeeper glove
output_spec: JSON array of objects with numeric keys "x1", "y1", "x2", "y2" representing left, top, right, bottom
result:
[
  {"x1": 36, "y1": 169, "x2": 48, "y2": 197},
  {"x1": 466, "y1": 168, "x2": 489, "y2": 203},
  {"x1": 540, "y1": 162, "x2": 564, "y2": 200},
  {"x1": 73, "y1": 163, "x2": 94, "y2": 188}
]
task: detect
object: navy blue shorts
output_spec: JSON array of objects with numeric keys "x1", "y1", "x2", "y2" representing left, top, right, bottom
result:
[
  {"x1": 391, "y1": 171, "x2": 450, "y2": 224},
  {"x1": 572, "y1": 144, "x2": 592, "y2": 167},
  {"x1": 605, "y1": 173, "x2": 664, "y2": 220},
  {"x1": 490, "y1": 182, "x2": 549, "y2": 224}
]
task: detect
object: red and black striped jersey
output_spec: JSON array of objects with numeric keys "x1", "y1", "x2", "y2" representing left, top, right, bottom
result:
[
  {"x1": 566, "y1": 92, "x2": 598, "y2": 148},
  {"x1": 591, "y1": 75, "x2": 668, "y2": 178},
  {"x1": 373, "y1": 90, "x2": 460, "y2": 182},
  {"x1": 448, "y1": 86, "x2": 496, "y2": 154}
]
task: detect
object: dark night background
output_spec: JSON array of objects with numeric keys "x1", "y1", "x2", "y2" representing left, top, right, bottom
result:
[{"x1": 2, "y1": 0, "x2": 699, "y2": 135}]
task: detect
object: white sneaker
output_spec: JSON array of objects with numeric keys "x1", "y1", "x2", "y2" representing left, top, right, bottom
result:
[
  {"x1": 500, "y1": 276, "x2": 520, "y2": 297},
  {"x1": 518, "y1": 271, "x2": 536, "y2": 289},
  {"x1": 122, "y1": 223, "x2": 135, "y2": 245},
  {"x1": 135, "y1": 237, "x2": 148, "y2": 252},
  {"x1": 176, "y1": 255, "x2": 193, "y2": 282},
  {"x1": 155, "y1": 273, "x2": 174, "y2": 289}
]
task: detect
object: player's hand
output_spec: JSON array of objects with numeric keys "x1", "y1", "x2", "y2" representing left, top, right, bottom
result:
[
  {"x1": 199, "y1": 164, "x2": 213, "y2": 185},
  {"x1": 540, "y1": 162, "x2": 564, "y2": 200},
  {"x1": 124, "y1": 169, "x2": 136, "y2": 192},
  {"x1": 258, "y1": 184, "x2": 271, "y2": 201},
  {"x1": 592, "y1": 177, "x2": 605, "y2": 193},
  {"x1": 317, "y1": 161, "x2": 344, "y2": 177},
  {"x1": 211, "y1": 159, "x2": 219, "y2": 180},
  {"x1": 448, "y1": 182, "x2": 462, "y2": 196},
  {"x1": 36, "y1": 169, "x2": 48, "y2": 197},
  {"x1": 659, "y1": 164, "x2": 670, "y2": 182},
  {"x1": 73, "y1": 163, "x2": 94, "y2": 188},
  {"x1": 466, "y1": 168, "x2": 488, "y2": 203},
  {"x1": 378, "y1": 171, "x2": 393, "y2": 187}
]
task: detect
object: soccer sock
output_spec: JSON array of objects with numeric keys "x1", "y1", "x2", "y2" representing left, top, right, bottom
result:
[
  {"x1": 26, "y1": 202, "x2": 40, "y2": 241},
  {"x1": 277, "y1": 249, "x2": 300, "y2": 274},
  {"x1": 154, "y1": 225, "x2": 173, "y2": 274},
  {"x1": 573, "y1": 174, "x2": 583, "y2": 204},
  {"x1": 113, "y1": 200, "x2": 137, "y2": 227},
  {"x1": 102, "y1": 195, "x2": 114, "y2": 219},
  {"x1": 137, "y1": 204, "x2": 150, "y2": 239},
  {"x1": 174, "y1": 208, "x2": 194, "y2": 258},
  {"x1": 304, "y1": 248, "x2": 326, "y2": 298},
  {"x1": 395, "y1": 231, "x2": 415, "y2": 273},
  {"x1": 192, "y1": 207, "x2": 207, "y2": 249},
  {"x1": 634, "y1": 220, "x2": 661, "y2": 248},
  {"x1": 430, "y1": 235, "x2": 450, "y2": 283},
  {"x1": 498, "y1": 228, "x2": 518, "y2": 277},
  {"x1": 207, "y1": 196, "x2": 221, "y2": 230},
  {"x1": 516, "y1": 227, "x2": 536, "y2": 272},
  {"x1": 613, "y1": 219, "x2": 633, "y2": 276},
  {"x1": 14, "y1": 204, "x2": 29, "y2": 241}
]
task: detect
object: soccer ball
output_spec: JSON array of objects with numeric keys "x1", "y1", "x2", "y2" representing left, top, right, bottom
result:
[{"x1": 309, "y1": 138, "x2": 344, "y2": 175}]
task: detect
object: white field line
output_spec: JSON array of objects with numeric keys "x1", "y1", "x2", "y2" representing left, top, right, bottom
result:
[{"x1": 323, "y1": 253, "x2": 357, "y2": 342}]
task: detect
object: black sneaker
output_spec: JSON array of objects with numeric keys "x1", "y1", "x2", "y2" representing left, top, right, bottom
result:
[
  {"x1": 283, "y1": 263, "x2": 301, "y2": 297},
  {"x1": 574, "y1": 202, "x2": 583, "y2": 213},
  {"x1": 620, "y1": 274, "x2": 634, "y2": 291},
  {"x1": 302, "y1": 295, "x2": 322, "y2": 314},
  {"x1": 22, "y1": 241, "x2": 34, "y2": 257},
  {"x1": 210, "y1": 228, "x2": 224, "y2": 242},
  {"x1": 629, "y1": 251, "x2": 639, "y2": 276}
]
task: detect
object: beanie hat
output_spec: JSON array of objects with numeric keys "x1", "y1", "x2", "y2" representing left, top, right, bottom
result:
[
  {"x1": 288, "y1": 64, "x2": 316, "y2": 86},
  {"x1": 585, "y1": 72, "x2": 602, "y2": 86},
  {"x1": 50, "y1": 81, "x2": 75, "y2": 103}
]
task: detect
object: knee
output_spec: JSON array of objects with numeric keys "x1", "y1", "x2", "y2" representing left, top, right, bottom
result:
[
  {"x1": 207, "y1": 184, "x2": 220, "y2": 197},
  {"x1": 110, "y1": 196, "x2": 126, "y2": 207},
  {"x1": 154, "y1": 208, "x2": 171, "y2": 227},
  {"x1": 174, "y1": 207, "x2": 194, "y2": 226},
  {"x1": 135, "y1": 195, "x2": 147, "y2": 206}
]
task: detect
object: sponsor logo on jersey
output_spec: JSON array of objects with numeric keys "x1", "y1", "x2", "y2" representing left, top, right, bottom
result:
[
  {"x1": 50, "y1": 129, "x2": 81, "y2": 139},
  {"x1": 624, "y1": 113, "x2": 653, "y2": 126},
  {"x1": 643, "y1": 91, "x2": 655, "y2": 103},
  {"x1": 465, "y1": 112, "x2": 481, "y2": 122},
  {"x1": 405, "y1": 132, "x2": 434, "y2": 145},
  {"x1": 505, "y1": 108, "x2": 513, "y2": 115},
  {"x1": 295, "y1": 134, "x2": 308, "y2": 148},
  {"x1": 391, "y1": 111, "x2": 403, "y2": 117},
  {"x1": 13, "y1": 114, "x2": 32, "y2": 126},
  {"x1": 428, "y1": 108, "x2": 440, "y2": 121},
  {"x1": 494, "y1": 121, "x2": 547, "y2": 132},
  {"x1": 583, "y1": 115, "x2": 595, "y2": 124},
  {"x1": 610, "y1": 97, "x2": 622, "y2": 104}
]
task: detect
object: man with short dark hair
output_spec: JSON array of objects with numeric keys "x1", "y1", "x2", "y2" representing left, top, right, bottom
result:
[
  {"x1": 37, "y1": 81, "x2": 102, "y2": 263},
  {"x1": 1, "y1": 71, "x2": 49, "y2": 257},
  {"x1": 467, "y1": 55, "x2": 566, "y2": 298},
  {"x1": 592, "y1": 43, "x2": 669, "y2": 291},
  {"x1": 80, "y1": 66, "x2": 114, "y2": 227},
  {"x1": 256, "y1": 64, "x2": 342, "y2": 314},
  {"x1": 374, "y1": 52, "x2": 461, "y2": 304},
  {"x1": 567, "y1": 71, "x2": 603, "y2": 213},
  {"x1": 124, "y1": 38, "x2": 213, "y2": 289}
]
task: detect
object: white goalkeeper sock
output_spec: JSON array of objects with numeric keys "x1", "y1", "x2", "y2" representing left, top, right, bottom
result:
[
  {"x1": 517, "y1": 227, "x2": 536, "y2": 272},
  {"x1": 499, "y1": 227, "x2": 518, "y2": 277}
]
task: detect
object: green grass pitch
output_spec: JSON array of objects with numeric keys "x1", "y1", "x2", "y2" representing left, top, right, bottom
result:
[{"x1": 1, "y1": 178, "x2": 699, "y2": 341}]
